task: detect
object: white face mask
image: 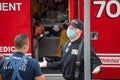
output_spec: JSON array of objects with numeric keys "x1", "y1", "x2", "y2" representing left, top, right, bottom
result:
[{"x1": 52, "y1": 25, "x2": 60, "y2": 32}]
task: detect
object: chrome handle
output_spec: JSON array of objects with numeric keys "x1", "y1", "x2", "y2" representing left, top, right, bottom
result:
[{"x1": 90, "y1": 32, "x2": 98, "y2": 40}]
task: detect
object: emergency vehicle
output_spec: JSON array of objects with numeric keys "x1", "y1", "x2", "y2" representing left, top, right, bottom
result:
[{"x1": 0, "y1": 0, "x2": 120, "y2": 79}]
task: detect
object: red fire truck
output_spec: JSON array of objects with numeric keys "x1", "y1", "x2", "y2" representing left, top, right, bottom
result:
[
  {"x1": 69, "y1": 0, "x2": 120, "y2": 79},
  {"x1": 0, "y1": 0, "x2": 120, "y2": 79}
]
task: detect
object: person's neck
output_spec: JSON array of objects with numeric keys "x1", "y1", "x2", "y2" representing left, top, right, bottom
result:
[
  {"x1": 70, "y1": 36, "x2": 81, "y2": 42},
  {"x1": 15, "y1": 49, "x2": 26, "y2": 54}
]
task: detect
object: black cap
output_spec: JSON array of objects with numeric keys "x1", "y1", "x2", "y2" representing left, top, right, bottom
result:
[{"x1": 69, "y1": 19, "x2": 84, "y2": 30}]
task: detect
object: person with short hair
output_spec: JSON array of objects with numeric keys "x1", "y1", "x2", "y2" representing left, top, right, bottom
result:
[
  {"x1": 0, "y1": 34, "x2": 46, "y2": 80},
  {"x1": 40, "y1": 19, "x2": 102, "y2": 80}
]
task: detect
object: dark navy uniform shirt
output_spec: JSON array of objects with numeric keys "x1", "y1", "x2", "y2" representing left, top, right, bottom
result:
[
  {"x1": 0, "y1": 52, "x2": 43, "y2": 80},
  {"x1": 47, "y1": 37, "x2": 102, "y2": 79}
]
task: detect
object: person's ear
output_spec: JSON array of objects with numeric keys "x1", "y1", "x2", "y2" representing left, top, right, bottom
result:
[
  {"x1": 76, "y1": 29, "x2": 82, "y2": 35},
  {"x1": 23, "y1": 45, "x2": 26, "y2": 50},
  {"x1": 80, "y1": 30, "x2": 83, "y2": 34},
  {"x1": 22, "y1": 45, "x2": 27, "y2": 52},
  {"x1": 25, "y1": 44, "x2": 29, "y2": 52}
]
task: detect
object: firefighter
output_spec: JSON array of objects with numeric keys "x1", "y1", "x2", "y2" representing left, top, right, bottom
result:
[
  {"x1": 55, "y1": 21, "x2": 69, "y2": 57},
  {"x1": 0, "y1": 34, "x2": 46, "y2": 80},
  {"x1": 40, "y1": 19, "x2": 102, "y2": 80}
]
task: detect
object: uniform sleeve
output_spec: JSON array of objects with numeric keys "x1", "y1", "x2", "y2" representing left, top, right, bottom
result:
[
  {"x1": 90, "y1": 45, "x2": 102, "y2": 71},
  {"x1": 47, "y1": 46, "x2": 64, "y2": 69},
  {"x1": 0, "y1": 66, "x2": 1, "y2": 74},
  {"x1": 32, "y1": 59, "x2": 43, "y2": 77},
  {"x1": 47, "y1": 60, "x2": 63, "y2": 69},
  {"x1": 0, "y1": 58, "x2": 4, "y2": 74}
]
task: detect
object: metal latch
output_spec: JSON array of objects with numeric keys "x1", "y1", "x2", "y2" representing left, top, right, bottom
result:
[{"x1": 90, "y1": 32, "x2": 98, "y2": 40}]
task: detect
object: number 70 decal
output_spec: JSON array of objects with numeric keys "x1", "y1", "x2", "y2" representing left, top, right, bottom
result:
[{"x1": 93, "y1": 1, "x2": 120, "y2": 18}]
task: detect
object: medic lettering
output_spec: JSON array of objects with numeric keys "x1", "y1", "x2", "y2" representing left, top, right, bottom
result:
[
  {"x1": 0, "y1": 46, "x2": 15, "y2": 52},
  {"x1": 0, "y1": 3, "x2": 22, "y2": 11}
]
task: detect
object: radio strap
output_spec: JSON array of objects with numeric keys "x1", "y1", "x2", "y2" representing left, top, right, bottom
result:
[{"x1": 75, "y1": 39, "x2": 84, "y2": 78}]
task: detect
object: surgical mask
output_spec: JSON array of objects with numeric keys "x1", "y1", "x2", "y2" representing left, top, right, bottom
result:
[{"x1": 67, "y1": 28, "x2": 75, "y2": 39}]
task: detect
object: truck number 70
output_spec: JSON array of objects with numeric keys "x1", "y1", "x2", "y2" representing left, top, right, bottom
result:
[{"x1": 93, "y1": 0, "x2": 120, "y2": 18}]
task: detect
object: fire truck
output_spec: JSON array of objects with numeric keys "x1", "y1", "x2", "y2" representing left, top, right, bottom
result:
[{"x1": 0, "y1": 0, "x2": 120, "y2": 79}]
